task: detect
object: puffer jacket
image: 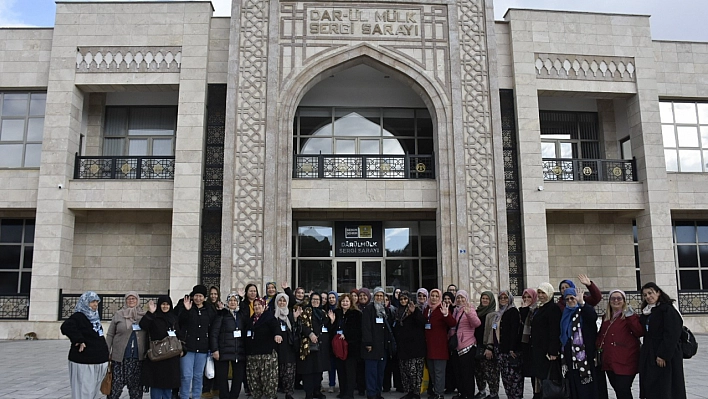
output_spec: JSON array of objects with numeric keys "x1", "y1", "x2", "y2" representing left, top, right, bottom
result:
[{"x1": 210, "y1": 308, "x2": 248, "y2": 362}]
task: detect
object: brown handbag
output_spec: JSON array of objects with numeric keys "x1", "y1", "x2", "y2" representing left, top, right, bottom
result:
[
  {"x1": 147, "y1": 335, "x2": 183, "y2": 361},
  {"x1": 100, "y1": 362, "x2": 112, "y2": 395}
]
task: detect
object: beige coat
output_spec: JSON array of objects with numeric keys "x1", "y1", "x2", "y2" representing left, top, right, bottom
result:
[{"x1": 106, "y1": 310, "x2": 148, "y2": 362}]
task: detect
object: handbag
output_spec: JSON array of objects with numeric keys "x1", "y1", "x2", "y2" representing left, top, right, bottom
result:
[
  {"x1": 205, "y1": 355, "x2": 215, "y2": 379},
  {"x1": 100, "y1": 362, "x2": 112, "y2": 395},
  {"x1": 309, "y1": 341, "x2": 320, "y2": 352},
  {"x1": 147, "y1": 334, "x2": 182, "y2": 362},
  {"x1": 541, "y1": 360, "x2": 569, "y2": 399},
  {"x1": 448, "y1": 313, "x2": 463, "y2": 351},
  {"x1": 332, "y1": 334, "x2": 349, "y2": 360},
  {"x1": 475, "y1": 345, "x2": 487, "y2": 360}
]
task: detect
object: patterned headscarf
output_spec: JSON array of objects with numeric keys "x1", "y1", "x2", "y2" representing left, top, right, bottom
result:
[
  {"x1": 492, "y1": 289, "x2": 516, "y2": 326},
  {"x1": 75, "y1": 291, "x2": 102, "y2": 332},
  {"x1": 416, "y1": 288, "x2": 429, "y2": 310},
  {"x1": 274, "y1": 293, "x2": 291, "y2": 329}
]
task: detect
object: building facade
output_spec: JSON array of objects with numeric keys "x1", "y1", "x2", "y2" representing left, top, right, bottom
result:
[{"x1": 1, "y1": 0, "x2": 708, "y2": 338}]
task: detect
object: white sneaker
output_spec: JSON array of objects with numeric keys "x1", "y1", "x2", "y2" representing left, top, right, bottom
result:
[{"x1": 329, "y1": 388, "x2": 335, "y2": 393}]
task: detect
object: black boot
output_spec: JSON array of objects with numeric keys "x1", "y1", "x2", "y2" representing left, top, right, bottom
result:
[
  {"x1": 400, "y1": 393, "x2": 412, "y2": 399},
  {"x1": 314, "y1": 390, "x2": 327, "y2": 399}
]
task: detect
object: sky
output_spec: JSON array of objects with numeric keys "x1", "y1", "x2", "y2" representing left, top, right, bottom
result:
[{"x1": 1, "y1": 0, "x2": 707, "y2": 42}]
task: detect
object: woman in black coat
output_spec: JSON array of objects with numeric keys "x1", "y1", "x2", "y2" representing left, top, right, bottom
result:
[
  {"x1": 140, "y1": 295, "x2": 181, "y2": 399},
  {"x1": 211, "y1": 293, "x2": 249, "y2": 399},
  {"x1": 638, "y1": 282, "x2": 686, "y2": 399},
  {"x1": 529, "y1": 283, "x2": 561, "y2": 399},
  {"x1": 274, "y1": 293, "x2": 301, "y2": 399},
  {"x1": 333, "y1": 293, "x2": 363, "y2": 399},
  {"x1": 393, "y1": 291, "x2": 426, "y2": 399},
  {"x1": 298, "y1": 294, "x2": 331, "y2": 399},
  {"x1": 559, "y1": 288, "x2": 598, "y2": 399},
  {"x1": 245, "y1": 298, "x2": 283, "y2": 399},
  {"x1": 361, "y1": 288, "x2": 395, "y2": 399}
]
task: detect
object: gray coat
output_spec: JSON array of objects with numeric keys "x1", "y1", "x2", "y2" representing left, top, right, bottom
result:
[{"x1": 106, "y1": 310, "x2": 148, "y2": 362}]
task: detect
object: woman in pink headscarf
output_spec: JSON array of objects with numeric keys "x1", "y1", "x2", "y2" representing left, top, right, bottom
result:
[{"x1": 423, "y1": 289, "x2": 456, "y2": 399}]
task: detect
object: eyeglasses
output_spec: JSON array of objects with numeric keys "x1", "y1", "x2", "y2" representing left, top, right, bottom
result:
[
  {"x1": 609, "y1": 297, "x2": 624, "y2": 302},
  {"x1": 417, "y1": 294, "x2": 427, "y2": 297}
]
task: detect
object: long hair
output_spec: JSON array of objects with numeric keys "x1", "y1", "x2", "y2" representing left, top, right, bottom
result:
[
  {"x1": 640, "y1": 282, "x2": 674, "y2": 309},
  {"x1": 244, "y1": 283, "x2": 260, "y2": 303},
  {"x1": 603, "y1": 291, "x2": 628, "y2": 322},
  {"x1": 337, "y1": 293, "x2": 359, "y2": 311}
]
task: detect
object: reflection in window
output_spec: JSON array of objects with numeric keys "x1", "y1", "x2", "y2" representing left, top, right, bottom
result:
[
  {"x1": 104, "y1": 107, "x2": 177, "y2": 156},
  {"x1": 298, "y1": 225, "x2": 332, "y2": 257},
  {"x1": 0, "y1": 92, "x2": 46, "y2": 168},
  {"x1": 661, "y1": 101, "x2": 708, "y2": 172},
  {"x1": 0, "y1": 219, "x2": 34, "y2": 294},
  {"x1": 673, "y1": 221, "x2": 708, "y2": 290}
]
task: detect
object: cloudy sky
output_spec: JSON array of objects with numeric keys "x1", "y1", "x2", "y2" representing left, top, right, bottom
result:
[{"x1": 1, "y1": 0, "x2": 706, "y2": 42}]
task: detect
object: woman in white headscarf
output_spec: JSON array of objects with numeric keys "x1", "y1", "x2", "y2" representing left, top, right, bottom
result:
[
  {"x1": 106, "y1": 291, "x2": 148, "y2": 399},
  {"x1": 529, "y1": 283, "x2": 561, "y2": 399},
  {"x1": 61, "y1": 291, "x2": 110, "y2": 399}
]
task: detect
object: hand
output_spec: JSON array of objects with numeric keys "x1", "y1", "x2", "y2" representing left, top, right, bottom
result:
[
  {"x1": 216, "y1": 301, "x2": 224, "y2": 310},
  {"x1": 548, "y1": 354, "x2": 557, "y2": 361},
  {"x1": 575, "y1": 287, "x2": 585, "y2": 305},
  {"x1": 339, "y1": 334, "x2": 346, "y2": 340},
  {"x1": 441, "y1": 302, "x2": 449, "y2": 316},
  {"x1": 328, "y1": 310, "x2": 336, "y2": 323},
  {"x1": 623, "y1": 305, "x2": 635, "y2": 318},
  {"x1": 238, "y1": 288, "x2": 245, "y2": 297},
  {"x1": 148, "y1": 300, "x2": 156, "y2": 313},
  {"x1": 510, "y1": 351, "x2": 517, "y2": 359},
  {"x1": 281, "y1": 282, "x2": 289, "y2": 289},
  {"x1": 408, "y1": 302, "x2": 416, "y2": 313},
  {"x1": 75, "y1": 343, "x2": 86, "y2": 352},
  {"x1": 183, "y1": 295, "x2": 193, "y2": 311},
  {"x1": 656, "y1": 357, "x2": 666, "y2": 367},
  {"x1": 366, "y1": 346, "x2": 372, "y2": 352},
  {"x1": 294, "y1": 308, "x2": 303, "y2": 319},
  {"x1": 578, "y1": 274, "x2": 591, "y2": 287},
  {"x1": 275, "y1": 335, "x2": 283, "y2": 344},
  {"x1": 464, "y1": 304, "x2": 471, "y2": 314},
  {"x1": 213, "y1": 351, "x2": 220, "y2": 361},
  {"x1": 310, "y1": 333, "x2": 318, "y2": 344},
  {"x1": 485, "y1": 349, "x2": 493, "y2": 360}
]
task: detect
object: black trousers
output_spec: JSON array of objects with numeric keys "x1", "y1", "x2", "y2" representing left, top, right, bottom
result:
[
  {"x1": 337, "y1": 357, "x2": 358, "y2": 399},
  {"x1": 457, "y1": 350, "x2": 476, "y2": 399},
  {"x1": 303, "y1": 372, "x2": 322, "y2": 396},
  {"x1": 383, "y1": 354, "x2": 401, "y2": 391},
  {"x1": 606, "y1": 371, "x2": 635, "y2": 399},
  {"x1": 215, "y1": 359, "x2": 246, "y2": 399}
]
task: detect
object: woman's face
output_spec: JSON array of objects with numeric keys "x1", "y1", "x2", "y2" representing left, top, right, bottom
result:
[
  {"x1": 126, "y1": 295, "x2": 138, "y2": 308},
  {"x1": 443, "y1": 295, "x2": 453, "y2": 305},
  {"x1": 560, "y1": 282, "x2": 571, "y2": 294},
  {"x1": 417, "y1": 292, "x2": 427, "y2": 304},
  {"x1": 277, "y1": 296, "x2": 288, "y2": 308},
  {"x1": 209, "y1": 288, "x2": 219, "y2": 303},
  {"x1": 160, "y1": 302, "x2": 171, "y2": 312},
  {"x1": 89, "y1": 300, "x2": 99, "y2": 311},
  {"x1": 193, "y1": 293, "x2": 205, "y2": 306},
  {"x1": 537, "y1": 289, "x2": 548, "y2": 303},
  {"x1": 384, "y1": 295, "x2": 390, "y2": 306},
  {"x1": 565, "y1": 295, "x2": 578, "y2": 308},
  {"x1": 499, "y1": 293, "x2": 509, "y2": 307},
  {"x1": 643, "y1": 288, "x2": 660, "y2": 305},
  {"x1": 374, "y1": 292, "x2": 385, "y2": 304},
  {"x1": 359, "y1": 294, "x2": 368, "y2": 304},
  {"x1": 247, "y1": 286, "x2": 258, "y2": 300},
  {"x1": 455, "y1": 294, "x2": 467, "y2": 307},
  {"x1": 394, "y1": 289, "x2": 401, "y2": 298},
  {"x1": 253, "y1": 301, "x2": 264, "y2": 315},
  {"x1": 609, "y1": 293, "x2": 625, "y2": 312},
  {"x1": 429, "y1": 291, "x2": 441, "y2": 305},
  {"x1": 320, "y1": 293, "x2": 328, "y2": 304},
  {"x1": 266, "y1": 284, "x2": 276, "y2": 297},
  {"x1": 295, "y1": 288, "x2": 305, "y2": 300},
  {"x1": 311, "y1": 295, "x2": 321, "y2": 307},
  {"x1": 341, "y1": 297, "x2": 351, "y2": 310},
  {"x1": 328, "y1": 293, "x2": 337, "y2": 305},
  {"x1": 399, "y1": 296, "x2": 409, "y2": 306},
  {"x1": 521, "y1": 293, "x2": 532, "y2": 306},
  {"x1": 351, "y1": 293, "x2": 358, "y2": 303},
  {"x1": 227, "y1": 296, "x2": 239, "y2": 310},
  {"x1": 480, "y1": 294, "x2": 490, "y2": 307}
]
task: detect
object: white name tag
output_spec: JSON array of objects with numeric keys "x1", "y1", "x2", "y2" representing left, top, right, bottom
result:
[
  {"x1": 376, "y1": 318, "x2": 384, "y2": 324},
  {"x1": 247, "y1": 331, "x2": 252, "y2": 337},
  {"x1": 167, "y1": 330, "x2": 177, "y2": 337},
  {"x1": 132, "y1": 324, "x2": 141, "y2": 331},
  {"x1": 281, "y1": 325, "x2": 287, "y2": 331},
  {"x1": 337, "y1": 330, "x2": 344, "y2": 335},
  {"x1": 425, "y1": 323, "x2": 431, "y2": 330},
  {"x1": 321, "y1": 327, "x2": 328, "y2": 333},
  {"x1": 98, "y1": 329, "x2": 104, "y2": 337},
  {"x1": 233, "y1": 330, "x2": 242, "y2": 338}
]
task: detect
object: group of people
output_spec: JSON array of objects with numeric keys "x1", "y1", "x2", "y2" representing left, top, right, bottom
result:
[{"x1": 60, "y1": 277, "x2": 687, "y2": 399}]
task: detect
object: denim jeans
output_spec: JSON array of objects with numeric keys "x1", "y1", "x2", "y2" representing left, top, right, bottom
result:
[
  {"x1": 150, "y1": 387, "x2": 173, "y2": 399},
  {"x1": 365, "y1": 358, "x2": 386, "y2": 397},
  {"x1": 180, "y1": 351, "x2": 208, "y2": 399}
]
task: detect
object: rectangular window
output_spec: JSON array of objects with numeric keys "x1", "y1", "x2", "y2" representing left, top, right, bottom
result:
[
  {"x1": 103, "y1": 107, "x2": 177, "y2": 156},
  {"x1": 0, "y1": 219, "x2": 34, "y2": 294},
  {"x1": 660, "y1": 101, "x2": 708, "y2": 173},
  {"x1": 539, "y1": 111, "x2": 601, "y2": 160},
  {"x1": 673, "y1": 220, "x2": 708, "y2": 290},
  {"x1": 0, "y1": 92, "x2": 46, "y2": 168}
]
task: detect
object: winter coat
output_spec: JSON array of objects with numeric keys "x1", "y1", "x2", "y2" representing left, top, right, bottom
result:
[
  {"x1": 106, "y1": 309, "x2": 148, "y2": 362},
  {"x1": 560, "y1": 303, "x2": 598, "y2": 368},
  {"x1": 423, "y1": 305, "x2": 456, "y2": 360},
  {"x1": 60, "y1": 312, "x2": 110, "y2": 364},
  {"x1": 596, "y1": 313, "x2": 643, "y2": 376},
  {"x1": 483, "y1": 308, "x2": 521, "y2": 354},
  {"x1": 333, "y1": 308, "x2": 362, "y2": 360},
  {"x1": 245, "y1": 311, "x2": 282, "y2": 356},
  {"x1": 361, "y1": 303, "x2": 394, "y2": 360},
  {"x1": 529, "y1": 300, "x2": 561, "y2": 379},
  {"x1": 451, "y1": 307, "x2": 481, "y2": 351},
  {"x1": 519, "y1": 306, "x2": 533, "y2": 377},
  {"x1": 297, "y1": 308, "x2": 331, "y2": 374},
  {"x1": 276, "y1": 312, "x2": 299, "y2": 364},
  {"x1": 638, "y1": 302, "x2": 686, "y2": 399},
  {"x1": 393, "y1": 307, "x2": 427, "y2": 360},
  {"x1": 178, "y1": 304, "x2": 216, "y2": 353},
  {"x1": 210, "y1": 308, "x2": 248, "y2": 362},
  {"x1": 139, "y1": 311, "x2": 180, "y2": 389}
]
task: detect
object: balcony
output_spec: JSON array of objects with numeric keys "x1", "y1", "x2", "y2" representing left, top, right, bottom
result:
[
  {"x1": 293, "y1": 154, "x2": 435, "y2": 179},
  {"x1": 542, "y1": 158, "x2": 636, "y2": 182},
  {"x1": 74, "y1": 154, "x2": 175, "y2": 180}
]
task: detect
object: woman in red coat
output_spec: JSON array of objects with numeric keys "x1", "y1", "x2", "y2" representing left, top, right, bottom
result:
[
  {"x1": 596, "y1": 289, "x2": 643, "y2": 399},
  {"x1": 423, "y1": 288, "x2": 456, "y2": 399}
]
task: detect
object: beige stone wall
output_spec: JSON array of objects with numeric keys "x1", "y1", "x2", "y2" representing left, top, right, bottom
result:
[
  {"x1": 71, "y1": 210, "x2": 171, "y2": 293},
  {"x1": 0, "y1": 28, "x2": 53, "y2": 88},
  {"x1": 547, "y1": 212, "x2": 636, "y2": 291},
  {"x1": 654, "y1": 41, "x2": 708, "y2": 97},
  {"x1": 207, "y1": 17, "x2": 229, "y2": 83},
  {"x1": 495, "y1": 22, "x2": 513, "y2": 89}
]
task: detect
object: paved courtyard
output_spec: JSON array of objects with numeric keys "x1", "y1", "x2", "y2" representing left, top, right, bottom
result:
[{"x1": 0, "y1": 335, "x2": 706, "y2": 399}]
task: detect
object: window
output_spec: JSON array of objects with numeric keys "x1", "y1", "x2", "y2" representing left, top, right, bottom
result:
[
  {"x1": 0, "y1": 219, "x2": 34, "y2": 294},
  {"x1": 540, "y1": 111, "x2": 600, "y2": 159},
  {"x1": 660, "y1": 101, "x2": 708, "y2": 172},
  {"x1": 103, "y1": 107, "x2": 177, "y2": 156},
  {"x1": 672, "y1": 221, "x2": 708, "y2": 290},
  {"x1": 632, "y1": 220, "x2": 641, "y2": 291},
  {"x1": 0, "y1": 92, "x2": 46, "y2": 167}
]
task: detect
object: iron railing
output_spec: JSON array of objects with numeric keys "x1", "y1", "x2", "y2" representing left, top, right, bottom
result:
[
  {"x1": 585, "y1": 290, "x2": 708, "y2": 316},
  {"x1": 293, "y1": 153, "x2": 434, "y2": 179},
  {"x1": 74, "y1": 153, "x2": 175, "y2": 179},
  {"x1": 542, "y1": 158, "x2": 636, "y2": 182},
  {"x1": 58, "y1": 290, "x2": 167, "y2": 321},
  {"x1": 0, "y1": 294, "x2": 29, "y2": 320}
]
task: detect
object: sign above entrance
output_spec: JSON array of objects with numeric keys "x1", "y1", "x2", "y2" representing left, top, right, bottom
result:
[
  {"x1": 335, "y1": 221, "x2": 383, "y2": 257},
  {"x1": 307, "y1": 7, "x2": 422, "y2": 38}
]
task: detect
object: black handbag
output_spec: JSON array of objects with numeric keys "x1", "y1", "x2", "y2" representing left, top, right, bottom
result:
[
  {"x1": 309, "y1": 341, "x2": 320, "y2": 352},
  {"x1": 475, "y1": 345, "x2": 487, "y2": 360},
  {"x1": 541, "y1": 360, "x2": 569, "y2": 399}
]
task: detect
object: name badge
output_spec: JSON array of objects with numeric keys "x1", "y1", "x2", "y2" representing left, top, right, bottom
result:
[
  {"x1": 281, "y1": 325, "x2": 287, "y2": 331},
  {"x1": 98, "y1": 329, "x2": 104, "y2": 337},
  {"x1": 321, "y1": 327, "x2": 328, "y2": 333},
  {"x1": 425, "y1": 323, "x2": 432, "y2": 330},
  {"x1": 492, "y1": 323, "x2": 497, "y2": 330},
  {"x1": 167, "y1": 330, "x2": 177, "y2": 337},
  {"x1": 132, "y1": 324, "x2": 141, "y2": 331},
  {"x1": 376, "y1": 317, "x2": 384, "y2": 324},
  {"x1": 233, "y1": 330, "x2": 242, "y2": 338},
  {"x1": 247, "y1": 331, "x2": 253, "y2": 337},
  {"x1": 337, "y1": 330, "x2": 344, "y2": 335}
]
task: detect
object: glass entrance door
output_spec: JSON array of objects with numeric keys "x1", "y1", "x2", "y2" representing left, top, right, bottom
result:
[{"x1": 334, "y1": 259, "x2": 383, "y2": 292}]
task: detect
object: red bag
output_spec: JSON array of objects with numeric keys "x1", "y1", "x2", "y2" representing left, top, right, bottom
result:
[{"x1": 332, "y1": 333, "x2": 349, "y2": 360}]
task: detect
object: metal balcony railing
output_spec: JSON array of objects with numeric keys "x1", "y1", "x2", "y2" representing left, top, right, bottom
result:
[
  {"x1": 542, "y1": 158, "x2": 636, "y2": 182},
  {"x1": 293, "y1": 153, "x2": 435, "y2": 179},
  {"x1": 0, "y1": 294, "x2": 29, "y2": 320},
  {"x1": 58, "y1": 290, "x2": 167, "y2": 321},
  {"x1": 74, "y1": 153, "x2": 175, "y2": 179}
]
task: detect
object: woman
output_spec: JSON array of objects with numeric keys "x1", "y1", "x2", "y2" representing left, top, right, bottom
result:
[
  {"x1": 211, "y1": 293, "x2": 248, "y2": 399},
  {"x1": 140, "y1": 296, "x2": 181, "y2": 399},
  {"x1": 488, "y1": 290, "x2": 522, "y2": 399},
  {"x1": 518, "y1": 288, "x2": 537, "y2": 389},
  {"x1": 361, "y1": 287, "x2": 394, "y2": 399},
  {"x1": 246, "y1": 298, "x2": 283, "y2": 399},
  {"x1": 264, "y1": 282, "x2": 278, "y2": 311},
  {"x1": 333, "y1": 293, "x2": 362, "y2": 399},
  {"x1": 596, "y1": 289, "x2": 643, "y2": 399},
  {"x1": 179, "y1": 285, "x2": 217, "y2": 399},
  {"x1": 529, "y1": 283, "x2": 561, "y2": 399},
  {"x1": 442, "y1": 291, "x2": 457, "y2": 395},
  {"x1": 392, "y1": 288, "x2": 402, "y2": 309},
  {"x1": 423, "y1": 288, "x2": 455, "y2": 399},
  {"x1": 298, "y1": 293, "x2": 330, "y2": 399},
  {"x1": 61, "y1": 291, "x2": 110, "y2": 399},
  {"x1": 557, "y1": 274, "x2": 603, "y2": 311},
  {"x1": 638, "y1": 282, "x2": 686, "y2": 399},
  {"x1": 383, "y1": 294, "x2": 401, "y2": 393},
  {"x1": 350, "y1": 289, "x2": 359, "y2": 306},
  {"x1": 475, "y1": 291, "x2": 498, "y2": 399},
  {"x1": 394, "y1": 291, "x2": 426, "y2": 399},
  {"x1": 356, "y1": 287, "x2": 372, "y2": 395},
  {"x1": 326, "y1": 291, "x2": 339, "y2": 393},
  {"x1": 559, "y1": 288, "x2": 598, "y2": 399},
  {"x1": 274, "y1": 293, "x2": 300, "y2": 399},
  {"x1": 240, "y1": 283, "x2": 260, "y2": 318},
  {"x1": 204, "y1": 286, "x2": 223, "y2": 398},
  {"x1": 106, "y1": 291, "x2": 147, "y2": 399},
  {"x1": 416, "y1": 288, "x2": 428, "y2": 311},
  {"x1": 451, "y1": 290, "x2": 481, "y2": 399}
]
